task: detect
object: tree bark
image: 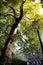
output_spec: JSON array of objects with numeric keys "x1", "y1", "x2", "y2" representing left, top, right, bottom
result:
[
  {"x1": 37, "y1": 29, "x2": 43, "y2": 53},
  {"x1": 32, "y1": 20, "x2": 43, "y2": 53},
  {"x1": 0, "y1": 0, "x2": 26, "y2": 65}
]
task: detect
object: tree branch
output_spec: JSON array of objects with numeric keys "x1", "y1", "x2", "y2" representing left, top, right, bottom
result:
[
  {"x1": 9, "y1": 6, "x2": 16, "y2": 18},
  {"x1": 4, "y1": 14, "x2": 14, "y2": 17},
  {"x1": 0, "y1": 13, "x2": 14, "y2": 18},
  {"x1": 22, "y1": 0, "x2": 26, "y2": 4},
  {"x1": 19, "y1": 0, "x2": 26, "y2": 19},
  {"x1": 8, "y1": 0, "x2": 26, "y2": 20}
]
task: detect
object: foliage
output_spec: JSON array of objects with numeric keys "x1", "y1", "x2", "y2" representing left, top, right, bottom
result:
[{"x1": 0, "y1": 0, "x2": 43, "y2": 61}]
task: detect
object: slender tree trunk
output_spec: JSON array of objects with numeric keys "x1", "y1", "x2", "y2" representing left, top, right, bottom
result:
[
  {"x1": 0, "y1": 0, "x2": 26, "y2": 65},
  {"x1": 37, "y1": 29, "x2": 43, "y2": 53},
  {"x1": 32, "y1": 20, "x2": 43, "y2": 53}
]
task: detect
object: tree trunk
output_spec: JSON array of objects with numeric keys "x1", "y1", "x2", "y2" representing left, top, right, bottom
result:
[
  {"x1": 0, "y1": 33, "x2": 17, "y2": 65},
  {"x1": 0, "y1": 0, "x2": 26, "y2": 65},
  {"x1": 37, "y1": 29, "x2": 43, "y2": 53}
]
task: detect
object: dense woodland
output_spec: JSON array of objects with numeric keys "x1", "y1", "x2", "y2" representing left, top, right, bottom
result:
[{"x1": 0, "y1": 0, "x2": 43, "y2": 65}]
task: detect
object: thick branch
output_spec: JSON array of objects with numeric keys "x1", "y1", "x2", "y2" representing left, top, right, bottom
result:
[
  {"x1": 9, "y1": 6, "x2": 16, "y2": 18},
  {"x1": 9, "y1": 0, "x2": 26, "y2": 20},
  {"x1": 19, "y1": 0, "x2": 26, "y2": 19}
]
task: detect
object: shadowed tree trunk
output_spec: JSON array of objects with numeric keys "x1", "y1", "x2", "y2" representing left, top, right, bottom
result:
[
  {"x1": 32, "y1": 20, "x2": 43, "y2": 54},
  {"x1": 37, "y1": 29, "x2": 43, "y2": 53},
  {"x1": 0, "y1": 0, "x2": 26, "y2": 65}
]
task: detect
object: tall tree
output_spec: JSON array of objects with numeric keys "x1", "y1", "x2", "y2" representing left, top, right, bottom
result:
[
  {"x1": 0, "y1": 0, "x2": 26, "y2": 65},
  {"x1": 37, "y1": 29, "x2": 43, "y2": 53},
  {"x1": 32, "y1": 20, "x2": 43, "y2": 53}
]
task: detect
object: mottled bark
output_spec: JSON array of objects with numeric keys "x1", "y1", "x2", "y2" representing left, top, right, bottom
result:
[
  {"x1": 0, "y1": 34, "x2": 17, "y2": 65},
  {"x1": 0, "y1": 0, "x2": 26, "y2": 65}
]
